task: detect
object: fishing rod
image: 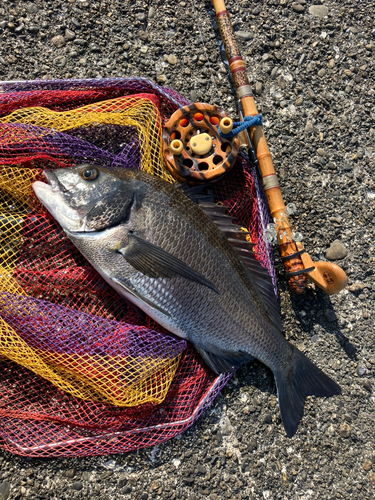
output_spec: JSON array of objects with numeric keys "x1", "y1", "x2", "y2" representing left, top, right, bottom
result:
[{"x1": 211, "y1": 0, "x2": 347, "y2": 295}]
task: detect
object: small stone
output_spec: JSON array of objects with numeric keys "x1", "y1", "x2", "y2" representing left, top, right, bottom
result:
[
  {"x1": 141, "y1": 494, "x2": 149, "y2": 500},
  {"x1": 27, "y1": 3, "x2": 39, "y2": 13},
  {"x1": 157, "y1": 75, "x2": 167, "y2": 84},
  {"x1": 255, "y1": 81, "x2": 263, "y2": 95},
  {"x1": 339, "y1": 423, "x2": 351, "y2": 438},
  {"x1": 308, "y1": 5, "x2": 329, "y2": 18},
  {"x1": 292, "y1": 3, "x2": 305, "y2": 13},
  {"x1": 304, "y1": 121, "x2": 313, "y2": 133},
  {"x1": 344, "y1": 69, "x2": 352, "y2": 77},
  {"x1": 121, "y1": 486, "x2": 132, "y2": 494},
  {"x1": 64, "y1": 469, "x2": 75, "y2": 478},
  {"x1": 71, "y1": 18, "x2": 81, "y2": 29},
  {"x1": 166, "y1": 54, "x2": 178, "y2": 65},
  {"x1": 311, "y1": 334, "x2": 320, "y2": 342},
  {"x1": 328, "y1": 59, "x2": 335, "y2": 68},
  {"x1": 369, "y1": 472, "x2": 375, "y2": 485},
  {"x1": 263, "y1": 413, "x2": 272, "y2": 424},
  {"x1": 349, "y1": 282, "x2": 363, "y2": 293},
  {"x1": 235, "y1": 31, "x2": 252, "y2": 41},
  {"x1": 326, "y1": 240, "x2": 347, "y2": 260},
  {"x1": 53, "y1": 56, "x2": 67, "y2": 68},
  {"x1": 324, "y1": 310, "x2": 337, "y2": 323},
  {"x1": 148, "y1": 7, "x2": 156, "y2": 19},
  {"x1": 190, "y1": 90, "x2": 198, "y2": 102},
  {"x1": 89, "y1": 43, "x2": 100, "y2": 53},
  {"x1": 72, "y1": 482, "x2": 83, "y2": 491},
  {"x1": 253, "y1": 6, "x2": 262, "y2": 15},
  {"x1": 197, "y1": 464, "x2": 206, "y2": 475},
  {"x1": 363, "y1": 380, "x2": 372, "y2": 392},
  {"x1": 356, "y1": 364, "x2": 366, "y2": 376},
  {"x1": 65, "y1": 28, "x2": 76, "y2": 40},
  {"x1": 15, "y1": 24, "x2": 24, "y2": 33},
  {"x1": 136, "y1": 12, "x2": 146, "y2": 22},
  {"x1": 294, "y1": 97, "x2": 303, "y2": 106},
  {"x1": 363, "y1": 460, "x2": 372, "y2": 471},
  {"x1": 278, "y1": 75, "x2": 286, "y2": 89},
  {"x1": 0, "y1": 482, "x2": 10, "y2": 500},
  {"x1": 221, "y1": 416, "x2": 234, "y2": 436},
  {"x1": 0, "y1": 21, "x2": 7, "y2": 29},
  {"x1": 51, "y1": 35, "x2": 65, "y2": 48},
  {"x1": 140, "y1": 46, "x2": 148, "y2": 54},
  {"x1": 318, "y1": 69, "x2": 326, "y2": 77},
  {"x1": 317, "y1": 148, "x2": 325, "y2": 157}
]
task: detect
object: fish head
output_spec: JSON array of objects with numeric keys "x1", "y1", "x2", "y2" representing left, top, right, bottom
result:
[{"x1": 32, "y1": 164, "x2": 138, "y2": 233}]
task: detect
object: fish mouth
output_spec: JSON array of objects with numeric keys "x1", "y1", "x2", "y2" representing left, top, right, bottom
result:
[{"x1": 43, "y1": 170, "x2": 67, "y2": 192}]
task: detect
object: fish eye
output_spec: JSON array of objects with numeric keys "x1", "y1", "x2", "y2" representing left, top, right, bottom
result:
[{"x1": 80, "y1": 167, "x2": 99, "y2": 181}]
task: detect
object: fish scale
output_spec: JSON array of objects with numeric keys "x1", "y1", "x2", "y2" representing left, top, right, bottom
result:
[{"x1": 33, "y1": 165, "x2": 341, "y2": 438}]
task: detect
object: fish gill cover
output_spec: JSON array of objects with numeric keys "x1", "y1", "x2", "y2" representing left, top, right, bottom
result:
[{"x1": 0, "y1": 77, "x2": 274, "y2": 457}]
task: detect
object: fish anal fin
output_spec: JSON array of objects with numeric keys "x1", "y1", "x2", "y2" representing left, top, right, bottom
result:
[{"x1": 195, "y1": 346, "x2": 254, "y2": 374}]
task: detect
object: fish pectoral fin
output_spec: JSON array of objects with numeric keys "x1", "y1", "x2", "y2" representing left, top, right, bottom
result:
[
  {"x1": 117, "y1": 234, "x2": 219, "y2": 294},
  {"x1": 195, "y1": 346, "x2": 254, "y2": 374},
  {"x1": 112, "y1": 277, "x2": 171, "y2": 318}
]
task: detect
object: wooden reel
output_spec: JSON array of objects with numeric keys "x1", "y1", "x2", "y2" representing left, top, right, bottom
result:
[{"x1": 162, "y1": 103, "x2": 239, "y2": 183}]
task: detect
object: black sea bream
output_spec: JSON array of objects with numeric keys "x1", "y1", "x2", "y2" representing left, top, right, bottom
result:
[{"x1": 33, "y1": 164, "x2": 340, "y2": 437}]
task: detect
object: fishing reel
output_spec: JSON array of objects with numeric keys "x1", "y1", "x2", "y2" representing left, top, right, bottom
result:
[{"x1": 162, "y1": 103, "x2": 239, "y2": 183}]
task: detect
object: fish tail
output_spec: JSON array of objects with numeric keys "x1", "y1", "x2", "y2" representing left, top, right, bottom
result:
[{"x1": 274, "y1": 347, "x2": 341, "y2": 438}]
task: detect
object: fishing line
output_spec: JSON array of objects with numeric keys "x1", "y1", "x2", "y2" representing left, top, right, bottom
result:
[{"x1": 189, "y1": 0, "x2": 221, "y2": 99}]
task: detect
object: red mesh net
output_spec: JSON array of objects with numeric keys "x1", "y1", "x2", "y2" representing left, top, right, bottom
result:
[{"x1": 0, "y1": 77, "x2": 274, "y2": 457}]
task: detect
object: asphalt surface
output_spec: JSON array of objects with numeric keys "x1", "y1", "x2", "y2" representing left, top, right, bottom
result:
[{"x1": 0, "y1": 0, "x2": 374, "y2": 499}]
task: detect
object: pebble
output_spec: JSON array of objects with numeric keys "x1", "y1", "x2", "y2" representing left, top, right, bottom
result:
[
  {"x1": 349, "y1": 282, "x2": 363, "y2": 292},
  {"x1": 309, "y1": 5, "x2": 329, "y2": 18},
  {"x1": 157, "y1": 75, "x2": 167, "y2": 83},
  {"x1": 255, "y1": 82, "x2": 263, "y2": 95},
  {"x1": 136, "y1": 13, "x2": 146, "y2": 22},
  {"x1": 292, "y1": 3, "x2": 305, "y2": 13},
  {"x1": 235, "y1": 31, "x2": 252, "y2": 41},
  {"x1": 369, "y1": 472, "x2": 375, "y2": 485},
  {"x1": 53, "y1": 56, "x2": 67, "y2": 67},
  {"x1": 166, "y1": 54, "x2": 178, "y2": 65},
  {"x1": 65, "y1": 29, "x2": 76, "y2": 41},
  {"x1": 317, "y1": 148, "x2": 325, "y2": 157},
  {"x1": 339, "y1": 423, "x2": 351, "y2": 438},
  {"x1": 51, "y1": 35, "x2": 65, "y2": 48},
  {"x1": 278, "y1": 75, "x2": 286, "y2": 89},
  {"x1": 304, "y1": 121, "x2": 314, "y2": 133},
  {"x1": 72, "y1": 482, "x2": 83, "y2": 491},
  {"x1": 0, "y1": 482, "x2": 10, "y2": 500},
  {"x1": 325, "y1": 240, "x2": 347, "y2": 260},
  {"x1": 221, "y1": 416, "x2": 234, "y2": 436},
  {"x1": 356, "y1": 364, "x2": 366, "y2": 376},
  {"x1": 64, "y1": 469, "x2": 75, "y2": 478},
  {"x1": 318, "y1": 69, "x2": 326, "y2": 77},
  {"x1": 363, "y1": 379, "x2": 372, "y2": 392},
  {"x1": 324, "y1": 310, "x2": 337, "y2": 323},
  {"x1": 363, "y1": 460, "x2": 372, "y2": 471},
  {"x1": 148, "y1": 7, "x2": 156, "y2": 19},
  {"x1": 89, "y1": 43, "x2": 100, "y2": 53},
  {"x1": 295, "y1": 97, "x2": 303, "y2": 106}
]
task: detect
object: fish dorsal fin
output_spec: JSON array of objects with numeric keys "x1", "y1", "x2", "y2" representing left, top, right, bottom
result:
[{"x1": 179, "y1": 183, "x2": 281, "y2": 330}]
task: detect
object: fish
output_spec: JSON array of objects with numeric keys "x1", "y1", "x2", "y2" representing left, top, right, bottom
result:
[{"x1": 32, "y1": 164, "x2": 341, "y2": 437}]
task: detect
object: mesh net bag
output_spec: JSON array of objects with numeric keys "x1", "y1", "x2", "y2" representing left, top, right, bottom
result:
[{"x1": 0, "y1": 77, "x2": 274, "y2": 457}]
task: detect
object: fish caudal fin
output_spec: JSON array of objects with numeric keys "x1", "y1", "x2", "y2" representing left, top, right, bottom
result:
[{"x1": 274, "y1": 347, "x2": 341, "y2": 438}]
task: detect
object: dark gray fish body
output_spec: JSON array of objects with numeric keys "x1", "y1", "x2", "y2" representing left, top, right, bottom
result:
[{"x1": 33, "y1": 165, "x2": 340, "y2": 437}]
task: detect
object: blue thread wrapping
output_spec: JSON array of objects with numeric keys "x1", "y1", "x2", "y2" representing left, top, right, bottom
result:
[{"x1": 219, "y1": 114, "x2": 262, "y2": 138}]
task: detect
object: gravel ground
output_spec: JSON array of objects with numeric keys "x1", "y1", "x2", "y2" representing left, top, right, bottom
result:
[{"x1": 1, "y1": 0, "x2": 375, "y2": 499}]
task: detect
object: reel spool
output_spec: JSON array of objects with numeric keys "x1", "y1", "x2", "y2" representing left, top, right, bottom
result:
[{"x1": 162, "y1": 103, "x2": 239, "y2": 183}]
